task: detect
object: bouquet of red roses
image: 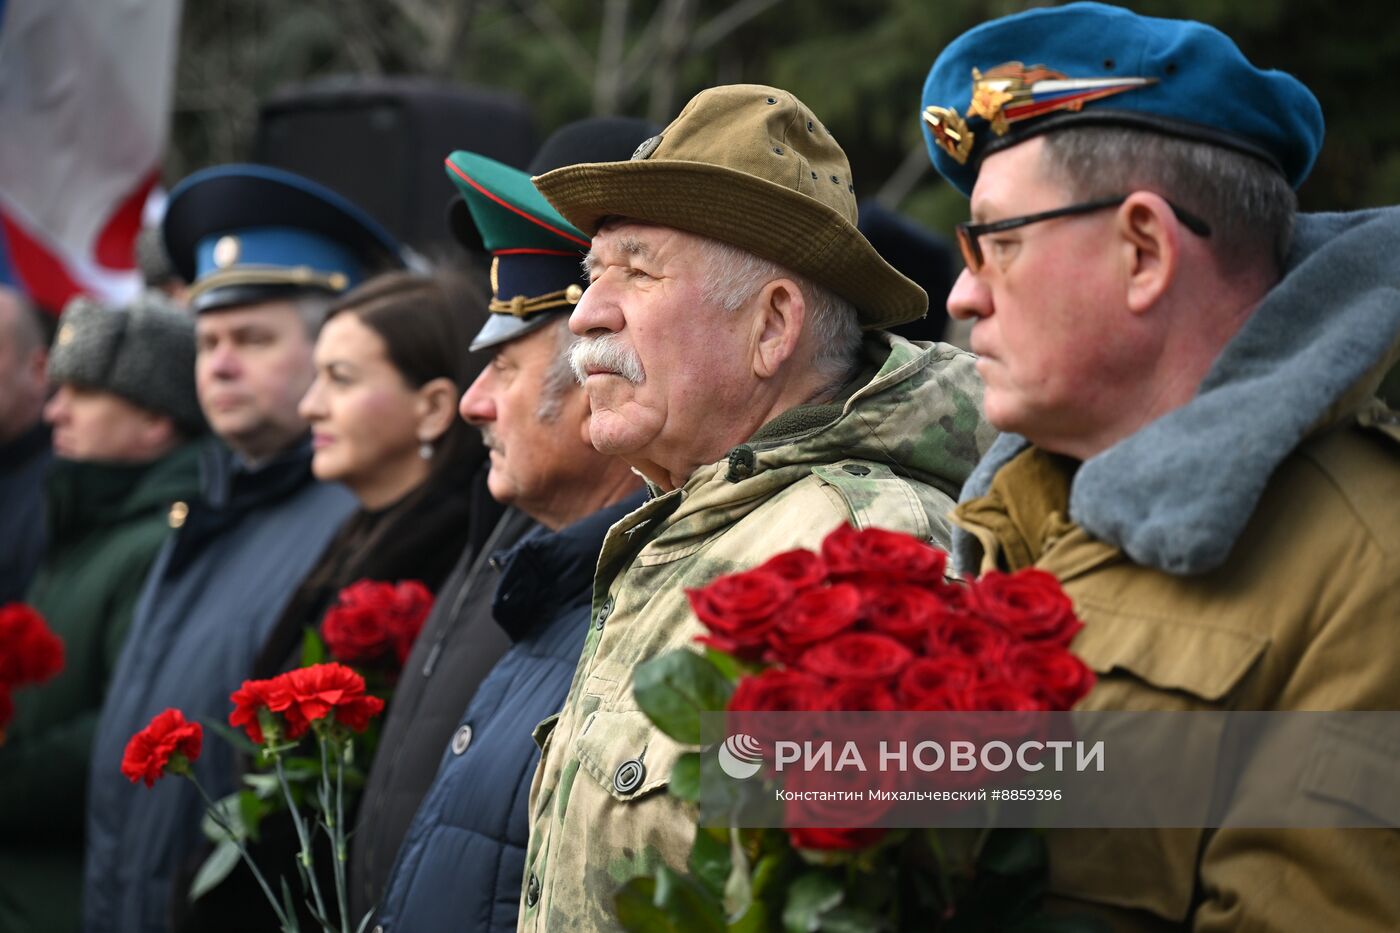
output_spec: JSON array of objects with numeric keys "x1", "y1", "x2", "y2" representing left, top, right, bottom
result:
[
  {"x1": 0, "y1": 602, "x2": 65, "y2": 743},
  {"x1": 619, "y1": 525, "x2": 1097, "y2": 932},
  {"x1": 122, "y1": 663, "x2": 385, "y2": 933}
]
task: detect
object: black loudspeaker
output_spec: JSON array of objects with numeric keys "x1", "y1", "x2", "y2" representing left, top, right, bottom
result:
[{"x1": 253, "y1": 76, "x2": 536, "y2": 254}]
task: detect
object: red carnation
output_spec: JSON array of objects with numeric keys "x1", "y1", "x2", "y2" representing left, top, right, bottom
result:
[
  {"x1": 765, "y1": 583, "x2": 862, "y2": 662},
  {"x1": 229, "y1": 677, "x2": 298, "y2": 744},
  {"x1": 798, "y1": 632, "x2": 914, "y2": 682},
  {"x1": 820, "y1": 525, "x2": 947, "y2": 585},
  {"x1": 280, "y1": 663, "x2": 384, "y2": 733},
  {"x1": 321, "y1": 579, "x2": 433, "y2": 666},
  {"x1": 0, "y1": 603, "x2": 64, "y2": 686},
  {"x1": 755, "y1": 549, "x2": 828, "y2": 592},
  {"x1": 121, "y1": 709, "x2": 203, "y2": 787},
  {"x1": 972, "y1": 569, "x2": 1082, "y2": 645}
]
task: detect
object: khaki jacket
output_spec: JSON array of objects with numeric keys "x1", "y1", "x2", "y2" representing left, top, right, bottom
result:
[{"x1": 518, "y1": 335, "x2": 994, "y2": 931}]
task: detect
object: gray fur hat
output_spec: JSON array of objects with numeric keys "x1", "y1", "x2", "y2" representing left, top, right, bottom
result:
[{"x1": 49, "y1": 291, "x2": 205, "y2": 435}]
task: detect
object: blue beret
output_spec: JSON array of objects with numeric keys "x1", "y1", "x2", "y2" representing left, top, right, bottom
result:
[
  {"x1": 921, "y1": 2, "x2": 1324, "y2": 196},
  {"x1": 163, "y1": 164, "x2": 404, "y2": 313}
]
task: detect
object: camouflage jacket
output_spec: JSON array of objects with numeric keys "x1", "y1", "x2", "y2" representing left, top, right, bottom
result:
[{"x1": 518, "y1": 333, "x2": 994, "y2": 931}]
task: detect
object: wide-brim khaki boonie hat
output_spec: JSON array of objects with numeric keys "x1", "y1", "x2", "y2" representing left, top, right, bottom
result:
[{"x1": 532, "y1": 84, "x2": 927, "y2": 330}]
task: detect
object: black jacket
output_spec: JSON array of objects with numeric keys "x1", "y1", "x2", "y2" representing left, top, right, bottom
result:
[
  {"x1": 348, "y1": 491, "x2": 536, "y2": 919},
  {"x1": 0, "y1": 422, "x2": 51, "y2": 603},
  {"x1": 372, "y1": 492, "x2": 645, "y2": 933}
]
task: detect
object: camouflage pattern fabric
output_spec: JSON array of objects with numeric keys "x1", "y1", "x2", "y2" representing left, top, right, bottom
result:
[{"x1": 518, "y1": 333, "x2": 994, "y2": 931}]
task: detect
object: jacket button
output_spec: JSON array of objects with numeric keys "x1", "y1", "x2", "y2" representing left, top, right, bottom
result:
[
  {"x1": 526, "y1": 871, "x2": 541, "y2": 907},
  {"x1": 168, "y1": 501, "x2": 189, "y2": 528},
  {"x1": 842, "y1": 463, "x2": 870, "y2": 476},
  {"x1": 372, "y1": 926, "x2": 384, "y2": 933},
  {"x1": 594, "y1": 596, "x2": 614, "y2": 631},
  {"x1": 451, "y1": 724, "x2": 473, "y2": 755},
  {"x1": 613, "y1": 758, "x2": 646, "y2": 794}
]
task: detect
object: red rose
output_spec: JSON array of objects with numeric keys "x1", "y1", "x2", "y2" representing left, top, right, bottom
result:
[
  {"x1": 859, "y1": 583, "x2": 945, "y2": 647},
  {"x1": 728, "y1": 668, "x2": 828, "y2": 713},
  {"x1": 927, "y1": 612, "x2": 1009, "y2": 668},
  {"x1": 0, "y1": 603, "x2": 64, "y2": 686},
  {"x1": 972, "y1": 569, "x2": 1082, "y2": 645},
  {"x1": 787, "y1": 825, "x2": 888, "y2": 851},
  {"x1": 279, "y1": 663, "x2": 385, "y2": 733},
  {"x1": 897, "y1": 656, "x2": 980, "y2": 710},
  {"x1": 756, "y1": 549, "x2": 828, "y2": 592},
  {"x1": 229, "y1": 677, "x2": 298, "y2": 744},
  {"x1": 820, "y1": 524, "x2": 947, "y2": 584},
  {"x1": 798, "y1": 633, "x2": 914, "y2": 682},
  {"x1": 764, "y1": 584, "x2": 862, "y2": 662},
  {"x1": 687, "y1": 569, "x2": 793, "y2": 660},
  {"x1": 825, "y1": 680, "x2": 900, "y2": 711},
  {"x1": 963, "y1": 678, "x2": 1046, "y2": 712},
  {"x1": 121, "y1": 709, "x2": 203, "y2": 787},
  {"x1": 321, "y1": 579, "x2": 434, "y2": 666},
  {"x1": 0, "y1": 684, "x2": 12, "y2": 739},
  {"x1": 1002, "y1": 642, "x2": 1096, "y2": 709}
]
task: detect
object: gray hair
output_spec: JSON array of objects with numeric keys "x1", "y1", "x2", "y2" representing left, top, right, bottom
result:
[
  {"x1": 693, "y1": 236, "x2": 862, "y2": 389},
  {"x1": 1039, "y1": 126, "x2": 1297, "y2": 276},
  {"x1": 536, "y1": 316, "x2": 578, "y2": 422}
]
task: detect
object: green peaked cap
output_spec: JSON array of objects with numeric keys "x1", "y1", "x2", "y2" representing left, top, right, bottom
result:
[{"x1": 444, "y1": 150, "x2": 590, "y2": 253}]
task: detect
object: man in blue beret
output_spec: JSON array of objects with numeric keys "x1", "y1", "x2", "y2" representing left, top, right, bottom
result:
[
  {"x1": 83, "y1": 166, "x2": 402, "y2": 933},
  {"x1": 925, "y1": 3, "x2": 1400, "y2": 929}
]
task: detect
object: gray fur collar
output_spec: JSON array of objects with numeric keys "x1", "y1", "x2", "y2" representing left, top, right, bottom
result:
[{"x1": 954, "y1": 207, "x2": 1400, "y2": 576}]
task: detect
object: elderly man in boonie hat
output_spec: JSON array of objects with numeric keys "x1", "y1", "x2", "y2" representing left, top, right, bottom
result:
[
  {"x1": 83, "y1": 165, "x2": 405, "y2": 932},
  {"x1": 922, "y1": 3, "x2": 1400, "y2": 929},
  {"x1": 515, "y1": 84, "x2": 994, "y2": 931},
  {"x1": 347, "y1": 117, "x2": 654, "y2": 929},
  {"x1": 0, "y1": 291, "x2": 205, "y2": 933}
]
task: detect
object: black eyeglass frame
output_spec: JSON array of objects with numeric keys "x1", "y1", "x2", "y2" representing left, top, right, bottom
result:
[{"x1": 955, "y1": 194, "x2": 1212, "y2": 272}]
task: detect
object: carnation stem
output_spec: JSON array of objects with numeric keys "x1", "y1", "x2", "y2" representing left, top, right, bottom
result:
[
  {"x1": 320, "y1": 733, "x2": 351, "y2": 933},
  {"x1": 276, "y1": 753, "x2": 331, "y2": 929},
  {"x1": 184, "y1": 771, "x2": 298, "y2": 932}
]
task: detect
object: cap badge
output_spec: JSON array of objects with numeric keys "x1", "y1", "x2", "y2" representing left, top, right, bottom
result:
[
  {"x1": 971, "y1": 62, "x2": 1157, "y2": 136},
  {"x1": 212, "y1": 235, "x2": 241, "y2": 268},
  {"x1": 922, "y1": 106, "x2": 974, "y2": 165},
  {"x1": 56, "y1": 323, "x2": 75, "y2": 346},
  {"x1": 631, "y1": 135, "x2": 663, "y2": 161}
]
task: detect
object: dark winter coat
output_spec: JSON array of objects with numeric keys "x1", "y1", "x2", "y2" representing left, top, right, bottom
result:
[
  {"x1": 82, "y1": 438, "x2": 355, "y2": 933},
  {"x1": 371, "y1": 492, "x2": 645, "y2": 933},
  {"x1": 349, "y1": 494, "x2": 536, "y2": 920},
  {"x1": 0, "y1": 443, "x2": 202, "y2": 933},
  {"x1": 0, "y1": 422, "x2": 52, "y2": 603}
]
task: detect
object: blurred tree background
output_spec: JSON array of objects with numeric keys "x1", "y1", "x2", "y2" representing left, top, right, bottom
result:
[{"x1": 169, "y1": 0, "x2": 1400, "y2": 239}]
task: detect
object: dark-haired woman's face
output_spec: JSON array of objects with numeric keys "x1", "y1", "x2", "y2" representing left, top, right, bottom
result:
[{"x1": 298, "y1": 313, "x2": 431, "y2": 509}]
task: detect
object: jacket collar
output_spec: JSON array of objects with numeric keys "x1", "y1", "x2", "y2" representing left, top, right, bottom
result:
[
  {"x1": 0, "y1": 422, "x2": 50, "y2": 475},
  {"x1": 955, "y1": 207, "x2": 1400, "y2": 577},
  {"x1": 491, "y1": 491, "x2": 647, "y2": 643}
]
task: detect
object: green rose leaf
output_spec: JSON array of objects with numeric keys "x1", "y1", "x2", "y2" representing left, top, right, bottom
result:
[
  {"x1": 615, "y1": 867, "x2": 727, "y2": 933},
  {"x1": 670, "y1": 752, "x2": 701, "y2": 802},
  {"x1": 633, "y1": 650, "x2": 733, "y2": 745},
  {"x1": 782, "y1": 871, "x2": 845, "y2": 933},
  {"x1": 688, "y1": 826, "x2": 731, "y2": 898}
]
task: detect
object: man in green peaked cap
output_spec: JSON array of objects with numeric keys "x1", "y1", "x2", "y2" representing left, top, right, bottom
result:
[{"x1": 516, "y1": 85, "x2": 995, "y2": 931}]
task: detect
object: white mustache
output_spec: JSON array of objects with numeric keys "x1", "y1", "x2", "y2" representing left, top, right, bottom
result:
[{"x1": 569, "y1": 333, "x2": 645, "y2": 385}]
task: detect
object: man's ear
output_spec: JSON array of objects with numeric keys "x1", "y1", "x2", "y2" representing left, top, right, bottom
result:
[
  {"x1": 416, "y1": 377, "x2": 460, "y2": 443},
  {"x1": 751, "y1": 278, "x2": 806, "y2": 379},
  {"x1": 1117, "y1": 192, "x2": 1180, "y2": 314}
]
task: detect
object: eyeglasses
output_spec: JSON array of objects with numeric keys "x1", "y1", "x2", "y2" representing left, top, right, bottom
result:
[{"x1": 955, "y1": 194, "x2": 1212, "y2": 273}]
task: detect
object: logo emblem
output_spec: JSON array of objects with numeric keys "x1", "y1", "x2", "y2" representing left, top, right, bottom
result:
[
  {"x1": 971, "y1": 62, "x2": 1157, "y2": 136},
  {"x1": 718, "y1": 733, "x2": 764, "y2": 780},
  {"x1": 212, "y1": 235, "x2": 241, "y2": 268},
  {"x1": 631, "y1": 135, "x2": 663, "y2": 161},
  {"x1": 922, "y1": 105, "x2": 974, "y2": 165}
]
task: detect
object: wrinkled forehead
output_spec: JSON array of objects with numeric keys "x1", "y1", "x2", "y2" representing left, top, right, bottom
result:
[{"x1": 968, "y1": 137, "x2": 1071, "y2": 221}]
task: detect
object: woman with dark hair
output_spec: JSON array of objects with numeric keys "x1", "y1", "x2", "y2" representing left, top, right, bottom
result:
[{"x1": 172, "y1": 269, "x2": 500, "y2": 931}]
